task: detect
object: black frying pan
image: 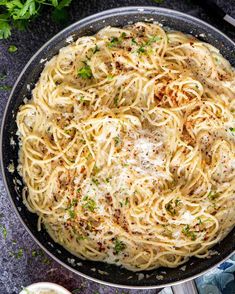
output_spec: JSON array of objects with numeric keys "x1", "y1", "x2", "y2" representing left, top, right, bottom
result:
[{"x1": 1, "y1": 6, "x2": 235, "y2": 290}]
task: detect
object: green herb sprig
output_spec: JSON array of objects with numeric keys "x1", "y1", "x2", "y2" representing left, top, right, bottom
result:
[
  {"x1": 136, "y1": 35, "x2": 161, "y2": 54},
  {"x1": 182, "y1": 225, "x2": 196, "y2": 241},
  {"x1": 77, "y1": 64, "x2": 93, "y2": 79},
  {"x1": 82, "y1": 196, "x2": 96, "y2": 212},
  {"x1": 107, "y1": 32, "x2": 126, "y2": 47},
  {"x1": 114, "y1": 239, "x2": 126, "y2": 254},
  {"x1": 67, "y1": 198, "x2": 78, "y2": 219},
  {"x1": 0, "y1": 0, "x2": 73, "y2": 40},
  {"x1": 0, "y1": 224, "x2": 7, "y2": 239},
  {"x1": 208, "y1": 191, "x2": 219, "y2": 201}
]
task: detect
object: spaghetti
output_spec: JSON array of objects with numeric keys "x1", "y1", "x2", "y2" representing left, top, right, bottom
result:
[{"x1": 16, "y1": 23, "x2": 235, "y2": 271}]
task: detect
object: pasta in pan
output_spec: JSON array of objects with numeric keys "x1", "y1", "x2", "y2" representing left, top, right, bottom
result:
[{"x1": 16, "y1": 22, "x2": 235, "y2": 271}]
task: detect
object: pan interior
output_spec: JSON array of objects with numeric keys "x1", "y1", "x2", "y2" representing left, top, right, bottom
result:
[{"x1": 1, "y1": 7, "x2": 235, "y2": 288}]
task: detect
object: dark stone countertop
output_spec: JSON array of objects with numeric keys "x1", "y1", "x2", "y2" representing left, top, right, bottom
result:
[{"x1": 0, "y1": 1, "x2": 234, "y2": 294}]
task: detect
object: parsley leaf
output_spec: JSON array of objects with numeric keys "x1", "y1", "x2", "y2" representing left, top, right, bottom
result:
[
  {"x1": 0, "y1": 224, "x2": 7, "y2": 239},
  {"x1": 137, "y1": 35, "x2": 161, "y2": 54},
  {"x1": 131, "y1": 38, "x2": 138, "y2": 45},
  {"x1": 229, "y1": 127, "x2": 235, "y2": 132},
  {"x1": 16, "y1": 248, "x2": 23, "y2": 259},
  {"x1": 114, "y1": 96, "x2": 118, "y2": 107},
  {"x1": 8, "y1": 45, "x2": 17, "y2": 53},
  {"x1": 175, "y1": 199, "x2": 181, "y2": 206},
  {"x1": 182, "y1": 225, "x2": 196, "y2": 241},
  {"x1": 68, "y1": 209, "x2": 76, "y2": 218},
  {"x1": 197, "y1": 217, "x2": 202, "y2": 225},
  {"x1": 93, "y1": 45, "x2": 100, "y2": 54},
  {"x1": 0, "y1": 0, "x2": 74, "y2": 39},
  {"x1": 208, "y1": 191, "x2": 219, "y2": 201},
  {"x1": 91, "y1": 178, "x2": 99, "y2": 186},
  {"x1": 114, "y1": 136, "x2": 120, "y2": 146},
  {"x1": 165, "y1": 201, "x2": 176, "y2": 215},
  {"x1": 137, "y1": 45, "x2": 145, "y2": 54},
  {"x1": 82, "y1": 197, "x2": 96, "y2": 212},
  {"x1": 77, "y1": 64, "x2": 93, "y2": 79},
  {"x1": 0, "y1": 85, "x2": 12, "y2": 91},
  {"x1": 57, "y1": 0, "x2": 73, "y2": 9},
  {"x1": 0, "y1": 15, "x2": 11, "y2": 39},
  {"x1": 114, "y1": 239, "x2": 126, "y2": 254},
  {"x1": 67, "y1": 198, "x2": 78, "y2": 219},
  {"x1": 51, "y1": 0, "x2": 73, "y2": 23},
  {"x1": 51, "y1": 8, "x2": 69, "y2": 23},
  {"x1": 107, "y1": 32, "x2": 126, "y2": 47},
  {"x1": 145, "y1": 36, "x2": 161, "y2": 45}
]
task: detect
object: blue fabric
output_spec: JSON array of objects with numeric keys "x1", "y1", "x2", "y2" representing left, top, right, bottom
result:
[{"x1": 196, "y1": 255, "x2": 235, "y2": 294}]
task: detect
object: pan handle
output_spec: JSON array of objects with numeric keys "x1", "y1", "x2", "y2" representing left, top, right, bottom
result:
[{"x1": 171, "y1": 280, "x2": 198, "y2": 294}]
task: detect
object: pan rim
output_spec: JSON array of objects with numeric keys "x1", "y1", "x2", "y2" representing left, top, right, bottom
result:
[{"x1": 1, "y1": 6, "x2": 235, "y2": 289}]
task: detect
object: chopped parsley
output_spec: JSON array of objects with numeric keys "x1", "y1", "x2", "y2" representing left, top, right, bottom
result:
[
  {"x1": 8, "y1": 45, "x2": 17, "y2": 53},
  {"x1": 0, "y1": 224, "x2": 7, "y2": 239},
  {"x1": 208, "y1": 191, "x2": 219, "y2": 201},
  {"x1": 42, "y1": 257, "x2": 51, "y2": 265},
  {"x1": 165, "y1": 200, "x2": 176, "y2": 215},
  {"x1": 31, "y1": 249, "x2": 44, "y2": 258},
  {"x1": 10, "y1": 248, "x2": 23, "y2": 259},
  {"x1": 108, "y1": 36, "x2": 119, "y2": 47},
  {"x1": 92, "y1": 164, "x2": 100, "y2": 174},
  {"x1": 114, "y1": 136, "x2": 120, "y2": 146},
  {"x1": 67, "y1": 198, "x2": 78, "y2": 219},
  {"x1": 0, "y1": 85, "x2": 12, "y2": 91},
  {"x1": 175, "y1": 199, "x2": 181, "y2": 206},
  {"x1": 82, "y1": 197, "x2": 96, "y2": 212},
  {"x1": 31, "y1": 248, "x2": 51, "y2": 264},
  {"x1": 79, "y1": 138, "x2": 86, "y2": 144},
  {"x1": 125, "y1": 198, "x2": 129, "y2": 206},
  {"x1": 105, "y1": 177, "x2": 111, "y2": 183},
  {"x1": 131, "y1": 38, "x2": 138, "y2": 45},
  {"x1": 114, "y1": 239, "x2": 126, "y2": 254},
  {"x1": 77, "y1": 64, "x2": 92, "y2": 79},
  {"x1": 16, "y1": 248, "x2": 23, "y2": 259},
  {"x1": 166, "y1": 199, "x2": 181, "y2": 215},
  {"x1": 145, "y1": 36, "x2": 161, "y2": 45},
  {"x1": 0, "y1": 0, "x2": 73, "y2": 40},
  {"x1": 78, "y1": 96, "x2": 84, "y2": 102},
  {"x1": 76, "y1": 235, "x2": 85, "y2": 241},
  {"x1": 32, "y1": 250, "x2": 38, "y2": 257},
  {"x1": 137, "y1": 35, "x2": 161, "y2": 54},
  {"x1": 197, "y1": 217, "x2": 202, "y2": 225},
  {"x1": 0, "y1": 72, "x2": 7, "y2": 81},
  {"x1": 107, "y1": 32, "x2": 126, "y2": 47},
  {"x1": 71, "y1": 199, "x2": 78, "y2": 206},
  {"x1": 229, "y1": 127, "x2": 235, "y2": 132},
  {"x1": 114, "y1": 96, "x2": 119, "y2": 107},
  {"x1": 68, "y1": 209, "x2": 76, "y2": 218},
  {"x1": 137, "y1": 45, "x2": 146, "y2": 54},
  {"x1": 182, "y1": 225, "x2": 196, "y2": 241},
  {"x1": 91, "y1": 178, "x2": 99, "y2": 186},
  {"x1": 93, "y1": 45, "x2": 100, "y2": 54}
]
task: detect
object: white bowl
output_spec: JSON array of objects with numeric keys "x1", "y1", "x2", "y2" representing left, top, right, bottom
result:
[{"x1": 19, "y1": 282, "x2": 71, "y2": 294}]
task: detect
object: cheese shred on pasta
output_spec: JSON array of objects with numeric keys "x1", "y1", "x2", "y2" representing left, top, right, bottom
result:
[{"x1": 16, "y1": 23, "x2": 235, "y2": 271}]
